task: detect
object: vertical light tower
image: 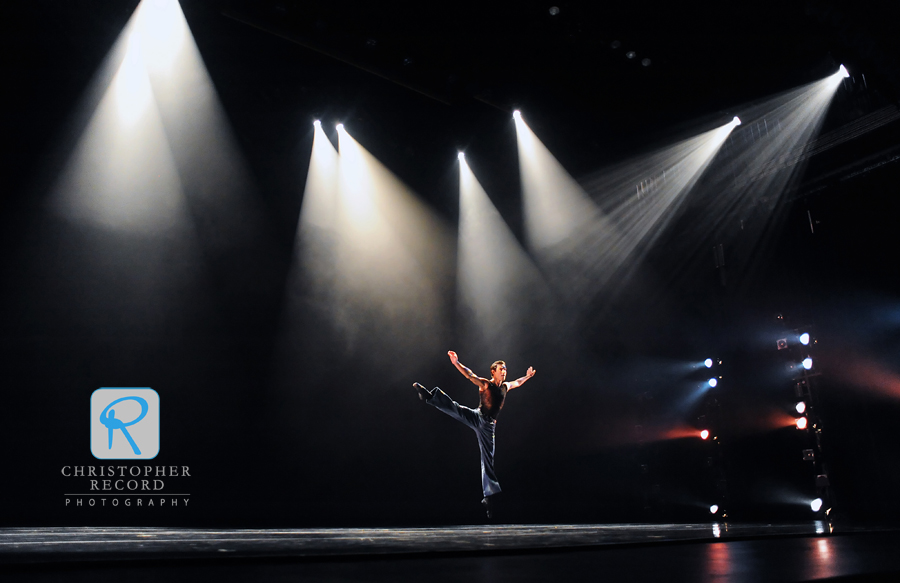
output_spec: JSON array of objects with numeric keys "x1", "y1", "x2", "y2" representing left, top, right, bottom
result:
[
  {"x1": 701, "y1": 356, "x2": 727, "y2": 520},
  {"x1": 781, "y1": 319, "x2": 831, "y2": 519}
]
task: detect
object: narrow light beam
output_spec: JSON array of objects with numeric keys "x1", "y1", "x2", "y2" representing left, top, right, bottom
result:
[
  {"x1": 687, "y1": 72, "x2": 847, "y2": 290},
  {"x1": 292, "y1": 126, "x2": 456, "y2": 379},
  {"x1": 517, "y1": 114, "x2": 737, "y2": 309},
  {"x1": 457, "y1": 154, "x2": 557, "y2": 358}
]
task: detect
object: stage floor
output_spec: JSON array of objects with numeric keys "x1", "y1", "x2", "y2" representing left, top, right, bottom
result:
[{"x1": 3, "y1": 522, "x2": 900, "y2": 582}]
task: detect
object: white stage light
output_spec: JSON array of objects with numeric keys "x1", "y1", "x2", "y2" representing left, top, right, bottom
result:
[
  {"x1": 336, "y1": 123, "x2": 344, "y2": 131},
  {"x1": 513, "y1": 110, "x2": 522, "y2": 119},
  {"x1": 458, "y1": 152, "x2": 465, "y2": 161},
  {"x1": 811, "y1": 498, "x2": 823, "y2": 512},
  {"x1": 803, "y1": 357, "x2": 813, "y2": 370},
  {"x1": 704, "y1": 358, "x2": 713, "y2": 368},
  {"x1": 708, "y1": 378, "x2": 718, "y2": 388},
  {"x1": 732, "y1": 116, "x2": 742, "y2": 126},
  {"x1": 709, "y1": 504, "x2": 719, "y2": 514},
  {"x1": 800, "y1": 333, "x2": 810, "y2": 345},
  {"x1": 796, "y1": 401, "x2": 807, "y2": 414},
  {"x1": 313, "y1": 120, "x2": 321, "y2": 127},
  {"x1": 839, "y1": 65, "x2": 849, "y2": 78}
]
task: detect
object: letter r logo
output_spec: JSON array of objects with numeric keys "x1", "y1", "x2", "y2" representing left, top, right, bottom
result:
[{"x1": 91, "y1": 388, "x2": 159, "y2": 459}]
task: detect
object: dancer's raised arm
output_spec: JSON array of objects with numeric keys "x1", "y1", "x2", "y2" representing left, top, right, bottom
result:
[
  {"x1": 507, "y1": 366, "x2": 536, "y2": 390},
  {"x1": 448, "y1": 350, "x2": 489, "y2": 389}
]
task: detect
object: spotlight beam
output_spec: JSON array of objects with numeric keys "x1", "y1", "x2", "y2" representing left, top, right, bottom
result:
[
  {"x1": 457, "y1": 155, "x2": 559, "y2": 358},
  {"x1": 656, "y1": 72, "x2": 849, "y2": 292},
  {"x1": 516, "y1": 115, "x2": 736, "y2": 308}
]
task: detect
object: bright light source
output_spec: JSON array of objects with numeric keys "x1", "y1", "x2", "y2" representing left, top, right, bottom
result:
[
  {"x1": 709, "y1": 504, "x2": 719, "y2": 514},
  {"x1": 458, "y1": 152, "x2": 465, "y2": 161},
  {"x1": 700, "y1": 430, "x2": 710, "y2": 440},
  {"x1": 708, "y1": 378, "x2": 718, "y2": 388},
  {"x1": 800, "y1": 333, "x2": 810, "y2": 345},
  {"x1": 811, "y1": 498, "x2": 823, "y2": 512},
  {"x1": 313, "y1": 120, "x2": 321, "y2": 127},
  {"x1": 336, "y1": 123, "x2": 344, "y2": 131},
  {"x1": 513, "y1": 110, "x2": 522, "y2": 119},
  {"x1": 839, "y1": 64, "x2": 849, "y2": 78},
  {"x1": 796, "y1": 417, "x2": 808, "y2": 430},
  {"x1": 704, "y1": 358, "x2": 713, "y2": 368},
  {"x1": 795, "y1": 401, "x2": 807, "y2": 414},
  {"x1": 732, "y1": 116, "x2": 742, "y2": 126},
  {"x1": 802, "y1": 357, "x2": 813, "y2": 370}
]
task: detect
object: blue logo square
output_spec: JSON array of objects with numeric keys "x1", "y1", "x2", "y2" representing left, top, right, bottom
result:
[{"x1": 91, "y1": 388, "x2": 160, "y2": 459}]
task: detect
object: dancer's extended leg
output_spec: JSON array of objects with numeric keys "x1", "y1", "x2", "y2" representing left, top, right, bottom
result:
[{"x1": 424, "y1": 387, "x2": 502, "y2": 498}]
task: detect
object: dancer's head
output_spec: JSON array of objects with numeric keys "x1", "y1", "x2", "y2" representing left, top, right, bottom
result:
[{"x1": 490, "y1": 360, "x2": 507, "y2": 383}]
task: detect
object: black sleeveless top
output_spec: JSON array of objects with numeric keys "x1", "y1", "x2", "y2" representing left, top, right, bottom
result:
[{"x1": 479, "y1": 381, "x2": 508, "y2": 420}]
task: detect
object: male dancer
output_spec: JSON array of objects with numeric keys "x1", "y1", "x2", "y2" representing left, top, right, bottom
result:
[{"x1": 414, "y1": 350, "x2": 536, "y2": 519}]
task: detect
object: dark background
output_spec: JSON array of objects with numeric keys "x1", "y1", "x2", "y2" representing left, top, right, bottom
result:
[{"x1": 1, "y1": 0, "x2": 899, "y2": 527}]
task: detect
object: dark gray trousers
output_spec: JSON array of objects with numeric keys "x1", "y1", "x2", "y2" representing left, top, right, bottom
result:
[{"x1": 426, "y1": 388, "x2": 502, "y2": 498}]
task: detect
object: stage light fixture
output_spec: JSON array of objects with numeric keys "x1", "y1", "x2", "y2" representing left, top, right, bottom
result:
[
  {"x1": 704, "y1": 358, "x2": 713, "y2": 368},
  {"x1": 458, "y1": 152, "x2": 465, "y2": 161},
  {"x1": 700, "y1": 430, "x2": 710, "y2": 440},
  {"x1": 802, "y1": 357, "x2": 813, "y2": 370},
  {"x1": 839, "y1": 64, "x2": 849, "y2": 78},
  {"x1": 708, "y1": 378, "x2": 718, "y2": 388},
  {"x1": 513, "y1": 110, "x2": 522, "y2": 119},
  {"x1": 336, "y1": 123, "x2": 344, "y2": 131},
  {"x1": 796, "y1": 417, "x2": 808, "y2": 430},
  {"x1": 795, "y1": 401, "x2": 807, "y2": 414},
  {"x1": 800, "y1": 333, "x2": 810, "y2": 345},
  {"x1": 811, "y1": 498, "x2": 823, "y2": 512},
  {"x1": 709, "y1": 504, "x2": 719, "y2": 514},
  {"x1": 313, "y1": 120, "x2": 321, "y2": 127},
  {"x1": 732, "y1": 116, "x2": 742, "y2": 126}
]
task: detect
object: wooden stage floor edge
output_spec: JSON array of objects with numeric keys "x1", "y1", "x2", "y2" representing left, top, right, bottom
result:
[{"x1": 2, "y1": 521, "x2": 896, "y2": 564}]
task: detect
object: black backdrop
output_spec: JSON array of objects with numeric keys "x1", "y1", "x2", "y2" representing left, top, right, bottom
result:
[{"x1": 2, "y1": 0, "x2": 900, "y2": 528}]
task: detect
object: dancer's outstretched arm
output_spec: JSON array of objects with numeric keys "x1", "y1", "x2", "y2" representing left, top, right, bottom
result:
[
  {"x1": 507, "y1": 367, "x2": 536, "y2": 390},
  {"x1": 448, "y1": 350, "x2": 489, "y2": 389}
]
